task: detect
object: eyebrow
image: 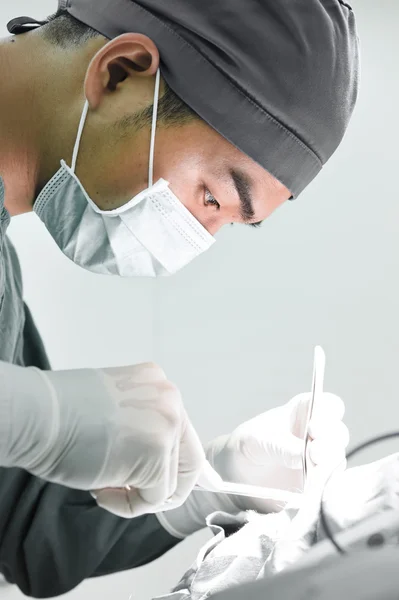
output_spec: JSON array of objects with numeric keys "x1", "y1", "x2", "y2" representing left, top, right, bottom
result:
[{"x1": 230, "y1": 168, "x2": 263, "y2": 228}]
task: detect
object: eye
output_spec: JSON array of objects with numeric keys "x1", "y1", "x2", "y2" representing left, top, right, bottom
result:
[{"x1": 204, "y1": 189, "x2": 221, "y2": 210}]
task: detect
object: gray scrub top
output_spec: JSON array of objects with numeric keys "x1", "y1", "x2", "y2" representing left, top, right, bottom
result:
[{"x1": 0, "y1": 176, "x2": 178, "y2": 597}]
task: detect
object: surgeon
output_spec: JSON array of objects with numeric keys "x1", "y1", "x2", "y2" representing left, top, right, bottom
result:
[{"x1": 0, "y1": 0, "x2": 358, "y2": 596}]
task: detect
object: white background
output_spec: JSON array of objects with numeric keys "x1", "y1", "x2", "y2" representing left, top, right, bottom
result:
[{"x1": 1, "y1": 1, "x2": 399, "y2": 598}]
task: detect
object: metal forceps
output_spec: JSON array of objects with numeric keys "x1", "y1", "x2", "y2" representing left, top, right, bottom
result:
[{"x1": 302, "y1": 345, "x2": 326, "y2": 488}]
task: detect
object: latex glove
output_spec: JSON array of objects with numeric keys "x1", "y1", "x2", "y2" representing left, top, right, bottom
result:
[
  {"x1": 0, "y1": 361, "x2": 205, "y2": 518},
  {"x1": 157, "y1": 393, "x2": 349, "y2": 538}
]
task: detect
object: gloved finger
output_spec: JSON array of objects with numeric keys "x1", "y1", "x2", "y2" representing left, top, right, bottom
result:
[
  {"x1": 170, "y1": 417, "x2": 206, "y2": 505},
  {"x1": 138, "y1": 474, "x2": 173, "y2": 506},
  {"x1": 165, "y1": 440, "x2": 180, "y2": 501},
  {"x1": 92, "y1": 485, "x2": 185, "y2": 517},
  {"x1": 287, "y1": 392, "x2": 312, "y2": 425},
  {"x1": 132, "y1": 382, "x2": 183, "y2": 507},
  {"x1": 137, "y1": 414, "x2": 205, "y2": 507},
  {"x1": 131, "y1": 438, "x2": 175, "y2": 508},
  {"x1": 311, "y1": 393, "x2": 345, "y2": 422},
  {"x1": 128, "y1": 429, "x2": 179, "y2": 508},
  {"x1": 146, "y1": 424, "x2": 206, "y2": 514},
  {"x1": 93, "y1": 487, "x2": 155, "y2": 518},
  {"x1": 308, "y1": 419, "x2": 350, "y2": 448},
  {"x1": 289, "y1": 393, "x2": 345, "y2": 434},
  {"x1": 308, "y1": 437, "x2": 348, "y2": 467},
  {"x1": 101, "y1": 362, "x2": 167, "y2": 385},
  {"x1": 253, "y1": 431, "x2": 305, "y2": 470}
]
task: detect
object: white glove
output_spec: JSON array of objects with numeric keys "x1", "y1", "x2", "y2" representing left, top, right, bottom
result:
[
  {"x1": 157, "y1": 392, "x2": 349, "y2": 538},
  {"x1": 0, "y1": 361, "x2": 205, "y2": 518}
]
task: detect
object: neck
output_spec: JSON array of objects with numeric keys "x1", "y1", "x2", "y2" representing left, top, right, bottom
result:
[{"x1": 0, "y1": 31, "x2": 102, "y2": 216}]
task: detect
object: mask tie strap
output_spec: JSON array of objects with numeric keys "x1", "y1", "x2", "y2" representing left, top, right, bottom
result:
[
  {"x1": 71, "y1": 101, "x2": 90, "y2": 174},
  {"x1": 148, "y1": 69, "x2": 161, "y2": 187}
]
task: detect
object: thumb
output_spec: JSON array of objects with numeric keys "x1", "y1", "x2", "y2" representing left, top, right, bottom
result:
[
  {"x1": 268, "y1": 432, "x2": 305, "y2": 470},
  {"x1": 253, "y1": 431, "x2": 305, "y2": 470}
]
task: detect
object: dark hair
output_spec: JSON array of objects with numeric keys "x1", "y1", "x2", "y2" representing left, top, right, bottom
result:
[
  {"x1": 42, "y1": 10, "x2": 101, "y2": 48},
  {"x1": 42, "y1": 10, "x2": 198, "y2": 127}
]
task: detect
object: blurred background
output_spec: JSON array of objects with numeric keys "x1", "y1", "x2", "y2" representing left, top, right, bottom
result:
[{"x1": 1, "y1": 0, "x2": 399, "y2": 598}]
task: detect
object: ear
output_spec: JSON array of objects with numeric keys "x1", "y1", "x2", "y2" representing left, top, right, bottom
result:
[{"x1": 84, "y1": 33, "x2": 160, "y2": 110}]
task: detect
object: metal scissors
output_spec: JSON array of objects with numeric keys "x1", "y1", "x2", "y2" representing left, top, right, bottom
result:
[{"x1": 302, "y1": 345, "x2": 326, "y2": 488}]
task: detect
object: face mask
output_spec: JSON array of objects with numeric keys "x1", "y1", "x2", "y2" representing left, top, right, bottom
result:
[{"x1": 34, "y1": 70, "x2": 215, "y2": 277}]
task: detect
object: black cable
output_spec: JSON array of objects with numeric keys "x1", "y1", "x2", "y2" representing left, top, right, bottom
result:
[{"x1": 319, "y1": 431, "x2": 399, "y2": 555}]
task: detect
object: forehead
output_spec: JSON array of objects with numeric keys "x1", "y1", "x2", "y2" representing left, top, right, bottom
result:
[{"x1": 186, "y1": 118, "x2": 291, "y2": 196}]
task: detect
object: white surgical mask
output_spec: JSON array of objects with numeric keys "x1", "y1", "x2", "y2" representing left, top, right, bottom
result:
[{"x1": 34, "y1": 70, "x2": 215, "y2": 277}]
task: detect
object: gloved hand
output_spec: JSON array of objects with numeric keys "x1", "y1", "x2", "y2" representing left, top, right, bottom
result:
[
  {"x1": 157, "y1": 393, "x2": 349, "y2": 538},
  {"x1": 0, "y1": 361, "x2": 205, "y2": 518}
]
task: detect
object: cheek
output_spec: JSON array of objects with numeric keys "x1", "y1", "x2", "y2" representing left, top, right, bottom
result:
[
  {"x1": 188, "y1": 206, "x2": 229, "y2": 236},
  {"x1": 195, "y1": 212, "x2": 225, "y2": 236},
  {"x1": 79, "y1": 135, "x2": 150, "y2": 209},
  {"x1": 111, "y1": 139, "x2": 149, "y2": 195}
]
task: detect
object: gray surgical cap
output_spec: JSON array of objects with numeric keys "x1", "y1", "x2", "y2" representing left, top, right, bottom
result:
[{"x1": 10, "y1": 0, "x2": 360, "y2": 197}]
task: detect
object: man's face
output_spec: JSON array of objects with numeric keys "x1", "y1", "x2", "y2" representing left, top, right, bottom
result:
[
  {"x1": 153, "y1": 119, "x2": 291, "y2": 235},
  {"x1": 77, "y1": 115, "x2": 290, "y2": 235}
]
